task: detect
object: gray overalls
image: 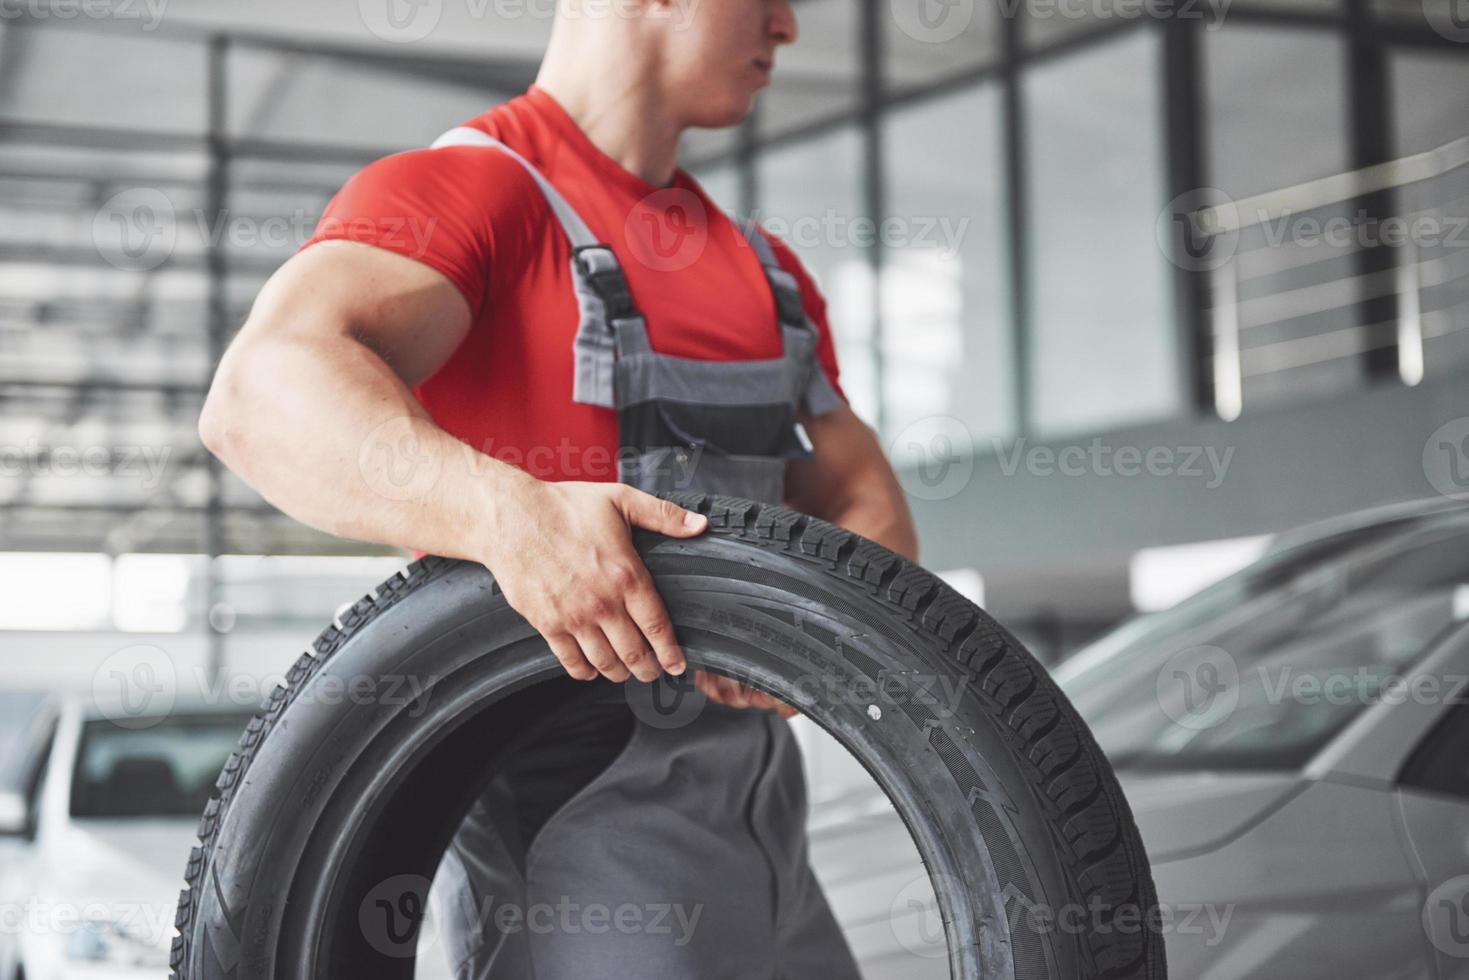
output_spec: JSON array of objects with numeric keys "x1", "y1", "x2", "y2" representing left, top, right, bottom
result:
[{"x1": 424, "y1": 126, "x2": 862, "y2": 980}]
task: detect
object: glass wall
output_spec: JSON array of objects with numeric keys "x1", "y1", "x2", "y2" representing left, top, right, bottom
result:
[
  {"x1": 886, "y1": 0, "x2": 1002, "y2": 91},
  {"x1": 1203, "y1": 25, "x2": 1361, "y2": 410},
  {"x1": 883, "y1": 83, "x2": 1014, "y2": 452},
  {"x1": 1390, "y1": 49, "x2": 1469, "y2": 378},
  {"x1": 724, "y1": 2, "x2": 1469, "y2": 450},
  {"x1": 757, "y1": 0, "x2": 861, "y2": 141},
  {"x1": 1203, "y1": 25, "x2": 1350, "y2": 200},
  {"x1": 755, "y1": 127, "x2": 879, "y2": 422},
  {"x1": 1391, "y1": 48, "x2": 1469, "y2": 157},
  {"x1": 1022, "y1": 29, "x2": 1179, "y2": 436}
]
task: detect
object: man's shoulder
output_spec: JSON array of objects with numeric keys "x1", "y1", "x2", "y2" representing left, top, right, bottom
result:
[{"x1": 344, "y1": 138, "x2": 547, "y2": 211}]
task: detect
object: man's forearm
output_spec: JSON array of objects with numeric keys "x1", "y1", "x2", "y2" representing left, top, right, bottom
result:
[
  {"x1": 786, "y1": 407, "x2": 920, "y2": 562},
  {"x1": 796, "y1": 449, "x2": 919, "y2": 561},
  {"x1": 814, "y1": 482, "x2": 919, "y2": 562},
  {"x1": 199, "y1": 328, "x2": 532, "y2": 564}
]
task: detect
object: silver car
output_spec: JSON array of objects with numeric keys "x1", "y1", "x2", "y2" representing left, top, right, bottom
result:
[
  {"x1": 0, "y1": 698, "x2": 253, "y2": 980},
  {"x1": 1056, "y1": 498, "x2": 1469, "y2": 980}
]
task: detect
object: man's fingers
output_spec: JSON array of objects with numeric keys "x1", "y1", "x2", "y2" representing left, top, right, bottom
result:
[
  {"x1": 619, "y1": 487, "x2": 707, "y2": 538},
  {"x1": 748, "y1": 689, "x2": 796, "y2": 716},
  {"x1": 709, "y1": 672, "x2": 751, "y2": 708},
  {"x1": 694, "y1": 671, "x2": 731, "y2": 703},
  {"x1": 693, "y1": 671, "x2": 796, "y2": 717},
  {"x1": 600, "y1": 611, "x2": 662, "y2": 684},
  {"x1": 624, "y1": 580, "x2": 687, "y2": 676},
  {"x1": 574, "y1": 627, "x2": 632, "y2": 683},
  {"x1": 545, "y1": 632, "x2": 598, "y2": 681}
]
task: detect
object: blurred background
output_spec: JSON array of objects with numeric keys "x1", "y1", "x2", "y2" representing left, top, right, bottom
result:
[{"x1": 1, "y1": 0, "x2": 1468, "y2": 977}]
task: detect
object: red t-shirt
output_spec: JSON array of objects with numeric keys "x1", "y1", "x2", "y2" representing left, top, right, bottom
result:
[{"x1": 302, "y1": 85, "x2": 844, "y2": 484}]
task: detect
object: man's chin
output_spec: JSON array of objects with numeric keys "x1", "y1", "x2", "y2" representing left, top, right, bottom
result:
[{"x1": 687, "y1": 96, "x2": 757, "y2": 132}]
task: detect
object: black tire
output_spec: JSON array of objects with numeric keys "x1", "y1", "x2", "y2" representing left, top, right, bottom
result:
[{"x1": 171, "y1": 493, "x2": 1165, "y2": 980}]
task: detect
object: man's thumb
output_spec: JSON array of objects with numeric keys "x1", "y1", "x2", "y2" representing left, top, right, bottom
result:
[{"x1": 623, "y1": 489, "x2": 708, "y2": 536}]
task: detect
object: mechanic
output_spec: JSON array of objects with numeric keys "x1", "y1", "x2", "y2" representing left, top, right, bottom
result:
[{"x1": 197, "y1": 0, "x2": 918, "y2": 976}]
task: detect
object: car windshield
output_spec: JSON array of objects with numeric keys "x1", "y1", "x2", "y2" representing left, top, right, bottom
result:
[
  {"x1": 70, "y1": 713, "x2": 252, "y2": 818},
  {"x1": 1057, "y1": 510, "x2": 1469, "y2": 772}
]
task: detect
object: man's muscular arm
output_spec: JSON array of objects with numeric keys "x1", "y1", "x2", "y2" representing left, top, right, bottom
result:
[
  {"x1": 199, "y1": 241, "x2": 706, "y2": 685},
  {"x1": 786, "y1": 405, "x2": 919, "y2": 561}
]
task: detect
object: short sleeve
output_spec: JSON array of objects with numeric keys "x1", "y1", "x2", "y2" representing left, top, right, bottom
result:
[
  {"x1": 761, "y1": 232, "x2": 848, "y2": 413},
  {"x1": 300, "y1": 146, "x2": 538, "y2": 322}
]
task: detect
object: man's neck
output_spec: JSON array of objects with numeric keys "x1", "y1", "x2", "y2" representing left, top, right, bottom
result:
[{"x1": 534, "y1": 56, "x2": 684, "y2": 188}]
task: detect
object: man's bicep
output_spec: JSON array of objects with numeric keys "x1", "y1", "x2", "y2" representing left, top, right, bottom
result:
[
  {"x1": 786, "y1": 405, "x2": 888, "y2": 511},
  {"x1": 244, "y1": 240, "x2": 473, "y2": 389}
]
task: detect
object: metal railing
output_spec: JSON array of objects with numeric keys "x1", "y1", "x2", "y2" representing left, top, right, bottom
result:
[{"x1": 1194, "y1": 135, "x2": 1469, "y2": 420}]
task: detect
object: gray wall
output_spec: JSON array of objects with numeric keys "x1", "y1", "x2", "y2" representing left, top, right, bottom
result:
[{"x1": 908, "y1": 369, "x2": 1469, "y2": 574}]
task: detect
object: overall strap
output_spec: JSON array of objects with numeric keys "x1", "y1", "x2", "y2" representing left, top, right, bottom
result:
[
  {"x1": 734, "y1": 218, "x2": 811, "y2": 333},
  {"x1": 732, "y1": 218, "x2": 845, "y2": 417},
  {"x1": 431, "y1": 126, "x2": 641, "y2": 408},
  {"x1": 433, "y1": 127, "x2": 599, "y2": 248}
]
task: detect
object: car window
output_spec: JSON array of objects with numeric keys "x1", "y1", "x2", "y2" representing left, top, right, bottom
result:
[
  {"x1": 1400, "y1": 700, "x2": 1469, "y2": 800},
  {"x1": 1061, "y1": 514, "x2": 1469, "y2": 772},
  {"x1": 70, "y1": 714, "x2": 253, "y2": 818}
]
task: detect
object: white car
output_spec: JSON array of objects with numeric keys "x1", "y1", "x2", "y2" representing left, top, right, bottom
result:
[
  {"x1": 0, "y1": 698, "x2": 252, "y2": 980},
  {"x1": 1057, "y1": 498, "x2": 1469, "y2": 979}
]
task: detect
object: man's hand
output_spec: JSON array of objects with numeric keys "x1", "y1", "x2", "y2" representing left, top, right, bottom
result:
[
  {"x1": 486, "y1": 479, "x2": 708, "y2": 684},
  {"x1": 694, "y1": 671, "x2": 797, "y2": 718},
  {"x1": 488, "y1": 480, "x2": 796, "y2": 716}
]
